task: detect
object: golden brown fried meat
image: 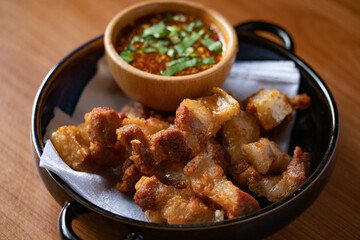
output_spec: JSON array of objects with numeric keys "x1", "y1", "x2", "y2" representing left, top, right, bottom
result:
[
  {"x1": 248, "y1": 146, "x2": 311, "y2": 202},
  {"x1": 85, "y1": 107, "x2": 122, "y2": 147},
  {"x1": 118, "y1": 88, "x2": 239, "y2": 180},
  {"x1": 184, "y1": 142, "x2": 260, "y2": 219},
  {"x1": 222, "y1": 110, "x2": 261, "y2": 165},
  {"x1": 86, "y1": 142, "x2": 125, "y2": 170},
  {"x1": 245, "y1": 89, "x2": 311, "y2": 131},
  {"x1": 287, "y1": 93, "x2": 311, "y2": 110},
  {"x1": 122, "y1": 115, "x2": 171, "y2": 136},
  {"x1": 150, "y1": 127, "x2": 193, "y2": 163},
  {"x1": 51, "y1": 125, "x2": 89, "y2": 170},
  {"x1": 242, "y1": 138, "x2": 291, "y2": 175},
  {"x1": 120, "y1": 103, "x2": 148, "y2": 119},
  {"x1": 221, "y1": 110, "x2": 261, "y2": 187},
  {"x1": 246, "y1": 89, "x2": 293, "y2": 131},
  {"x1": 175, "y1": 88, "x2": 240, "y2": 144},
  {"x1": 134, "y1": 176, "x2": 224, "y2": 224},
  {"x1": 117, "y1": 124, "x2": 149, "y2": 152},
  {"x1": 116, "y1": 158, "x2": 142, "y2": 193}
]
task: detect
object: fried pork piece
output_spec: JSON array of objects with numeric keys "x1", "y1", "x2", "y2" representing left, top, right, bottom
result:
[
  {"x1": 221, "y1": 110, "x2": 261, "y2": 187},
  {"x1": 155, "y1": 161, "x2": 189, "y2": 189},
  {"x1": 175, "y1": 88, "x2": 240, "y2": 145},
  {"x1": 130, "y1": 127, "x2": 193, "y2": 175},
  {"x1": 242, "y1": 138, "x2": 291, "y2": 175},
  {"x1": 51, "y1": 125, "x2": 89, "y2": 170},
  {"x1": 184, "y1": 143, "x2": 260, "y2": 219},
  {"x1": 86, "y1": 142, "x2": 125, "y2": 169},
  {"x1": 122, "y1": 115, "x2": 170, "y2": 136},
  {"x1": 248, "y1": 147, "x2": 310, "y2": 202},
  {"x1": 245, "y1": 89, "x2": 311, "y2": 130},
  {"x1": 120, "y1": 103, "x2": 147, "y2": 119},
  {"x1": 116, "y1": 158, "x2": 142, "y2": 192},
  {"x1": 287, "y1": 93, "x2": 311, "y2": 110},
  {"x1": 85, "y1": 107, "x2": 122, "y2": 147},
  {"x1": 222, "y1": 110, "x2": 261, "y2": 165},
  {"x1": 246, "y1": 89, "x2": 293, "y2": 130},
  {"x1": 134, "y1": 176, "x2": 224, "y2": 224},
  {"x1": 118, "y1": 87, "x2": 239, "y2": 180}
]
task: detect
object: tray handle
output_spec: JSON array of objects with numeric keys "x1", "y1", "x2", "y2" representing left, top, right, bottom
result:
[
  {"x1": 58, "y1": 201, "x2": 143, "y2": 240},
  {"x1": 235, "y1": 21, "x2": 295, "y2": 53}
]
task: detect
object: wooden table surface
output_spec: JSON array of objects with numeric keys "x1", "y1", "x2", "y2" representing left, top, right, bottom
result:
[{"x1": 1, "y1": 0, "x2": 359, "y2": 239}]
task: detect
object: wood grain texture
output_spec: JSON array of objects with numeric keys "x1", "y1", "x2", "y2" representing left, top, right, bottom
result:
[{"x1": 0, "y1": 0, "x2": 359, "y2": 239}]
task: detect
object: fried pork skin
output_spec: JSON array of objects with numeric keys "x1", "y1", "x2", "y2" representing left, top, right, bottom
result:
[
  {"x1": 184, "y1": 143, "x2": 260, "y2": 219},
  {"x1": 117, "y1": 87, "x2": 239, "y2": 181},
  {"x1": 85, "y1": 107, "x2": 122, "y2": 147},
  {"x1": 248, "y1": 146, "x2": 310, "y2": 202},
  {"x1": 175, "y1": 88, "x2": 240, "y2": 144},
  {"x1": 51, "y1": 125, "x2": 89, "y2": 170},
  {"x1": 116, "y1": 158, "x2": 142, "y2": 193},
  {"x1": 242, "y1": 138, "x2": 291, "y2": 175},
  {"x1": 221, "y1": 110, "x2": 261, "y2": 187},
  {"x1": 122, "y1": 115, "x2": 170, "y2": 136},
  {"x1": 245, "y1": 89, "x2": 311, "y2": 131},
  {"x1": 287, "y1": 93, "x2": 311, "y2": 110},
  {"x1": 134, "y1": 176, "x2": 224, "y2": 224},
  {"x1": 222, "y1": 110, "x2": 261, "y2": 165},
  {"x1": 246, "y1": 89, "x2": 293, "y2": 130}
]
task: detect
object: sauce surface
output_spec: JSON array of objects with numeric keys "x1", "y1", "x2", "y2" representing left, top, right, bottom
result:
[{"x1": 116, "y1": 12, "x2": 223, "y2": 76}]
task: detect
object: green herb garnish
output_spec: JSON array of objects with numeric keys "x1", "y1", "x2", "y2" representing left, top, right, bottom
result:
[
  {"x1": 119, "y1": 51, "x2": 133, "y2": 63},
  {"x1": 143, "y1": 48, "x2": 158, "y2": 53},
  {"x1": 184, "y1": 47, "x2": 194, "y2": 56},
  {"x1": 126, "y1": 45, "x2": 136, "y2": 51},
  {"x1": 167, "y1": 26, "x2": 180, "y2": 34},
  {"x1": 185, "y1": 22, "x2": 195, "y2": 32},
  {"x1": 173, "y1": 14, "x2": 186, "y2": 22},
  {"x1": 166, "y1": 57, "x2": 189, "y2": 67},
  {"x1": 161, "y1": 57, "x2": 215, "y2": 76},
  {"x1": 143, "y1": 21, "x2": 169, "y2": 38},
  {"x1": 167, "y1": 48, "x2": 175, "y2": 57},
  {"x1": 201, "y1": 38, "x2": 222, "y2": 53},
  {"x1": 170, "y1": 36, "x2": 181, "y2": 44},
  {"x1": 194, "y1": 20, "x2": 203, "y2": 28},
  {"x1": 174, "y1": 30, "x2": 204, "y2": 56}
]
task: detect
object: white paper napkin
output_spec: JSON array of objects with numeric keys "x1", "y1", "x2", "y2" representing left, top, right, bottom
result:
[{"x1": 40, "y1": 58, "x2": 300, "y2": 221}]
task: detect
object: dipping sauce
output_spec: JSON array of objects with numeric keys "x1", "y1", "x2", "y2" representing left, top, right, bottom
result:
[{"x1": 116, "y1": 12, "x2": 224, "y2": 76}]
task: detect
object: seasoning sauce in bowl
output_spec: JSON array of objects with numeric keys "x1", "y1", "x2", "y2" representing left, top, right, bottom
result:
[
  {"x1": 105, "y1": 0, "x2": 237, "y2": 110},
  {"x1": 116, "y1": 12, "x2": 223, "y2": 76}
]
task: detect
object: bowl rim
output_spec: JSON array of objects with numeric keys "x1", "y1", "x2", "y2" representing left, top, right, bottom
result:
[
  {"x1": 104, "y1": 0, "x2": 238, "y2": 82},
  {"x1": 32, "y1": 30, "x2": 339, "y2": 230}
]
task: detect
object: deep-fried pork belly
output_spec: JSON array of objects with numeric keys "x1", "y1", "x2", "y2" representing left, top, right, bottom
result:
[
  {"x1": 155, "y1": 161, "x2": 189, "y2": 189},
  {"x1": 246, "y1": 89, "x2": 292, "y2": 130},
  {"x1": 221, "y1": 110, "x2": 261, "y2": 187},
  {"x1": 242, "y1": 138, "x2": 291, "y2": 175},
  {"x1": 287, "y1": 93, "x2": 311, "y2": 110},
  {"x1": 122, "y1": 115, "x2": 170, "y2": 136},
  {"x1": 86, "y1": 142, "x2": 125, "y2": 169},
  {"x1": 85, "y1": 107, "x2": 122, "y2": 147},
  {"x1": 245, "y1": 89, "x2": 311, "y2": 130},
  {"x1": 118, "y1": 88, "x2": 239, "y2": 179},
  {"x1": 248, "y1": 146, "x2": 310, "y2": 202},
  {"x1": 184, "y1": 143, "x2": 259, "y2": 219},
  {"x1": 120, "y1": 103, "x2": 147, "y2": 119},
  {"x1": 175, "y1": 88, "x2": 240, "y2": 144},
  {"x1": 134, "y1": 176, "x2": 224, "y2": 224},
  {"x1": 116, "y1": 158, "x2": 142, "y2": 193},
  {"x1": 222, "y1": 110, "x2": 260, "y2": 165},
  {"x1": 51, "y1": 125, "x2": 90, "y2": 170},
  {"x1": 150, "y1": 127, "x2": 193, "y2": 163}
]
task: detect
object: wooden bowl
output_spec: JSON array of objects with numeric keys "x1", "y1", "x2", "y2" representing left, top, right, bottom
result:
[{"x1": 104, "y1": 0, "x2": 238, "y2": 110}]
